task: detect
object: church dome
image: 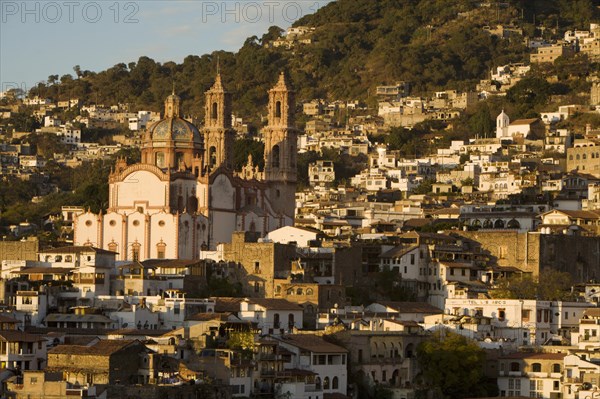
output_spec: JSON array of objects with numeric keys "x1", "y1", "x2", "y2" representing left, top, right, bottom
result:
[
  {"x1": 141, "y1": 92, "x2": 203, "y2": 169},
  {"x1": 148, "y1": 117, "x2": 202, "y2": 144}
]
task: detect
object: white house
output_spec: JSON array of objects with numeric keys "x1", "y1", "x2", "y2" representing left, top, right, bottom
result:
[{"x1": 266, "y1": 226, "x2": 320, "y2": 247}]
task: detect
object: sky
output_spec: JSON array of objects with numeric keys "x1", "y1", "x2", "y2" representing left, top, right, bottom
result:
[{"x1": 0, "y1": 0, "x2": 332, "y2": 92}]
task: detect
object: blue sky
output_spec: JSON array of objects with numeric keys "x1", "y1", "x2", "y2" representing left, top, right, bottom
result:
[{"x1": 0, "y1": 0, "x2": 332, "y2": 92}]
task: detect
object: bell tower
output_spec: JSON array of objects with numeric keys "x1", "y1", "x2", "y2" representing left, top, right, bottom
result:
[
  {"x1": 203, "y1": 72, "x2": 235, "y2": 171},
  {"x1": 263, "y1": 72, "x2": 297, "y2": 220}
]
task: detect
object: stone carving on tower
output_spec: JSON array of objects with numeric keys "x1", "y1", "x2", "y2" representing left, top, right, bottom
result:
[
  {"x1": 203, "y1": 73, "x2": 235, "y2": 172},
  {"x1": 263, "y1": 72, "x2": 298, "y2": 219}
]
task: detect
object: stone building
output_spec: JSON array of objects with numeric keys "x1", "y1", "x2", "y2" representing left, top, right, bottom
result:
[
  {"x1": 454, "y1": 231, "x2": 600, "y2": 281},
  {"x1": 47, "y1": 339, "x2": 151, "y2": 385},
  {"x1": 221, "y1": 232, "x2": 298, "y2": 298}
]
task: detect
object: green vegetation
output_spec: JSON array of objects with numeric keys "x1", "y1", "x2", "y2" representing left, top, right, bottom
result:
[
  {"x1": 490, "y1": 268, "x2": 576, "y2": 301},
  {"x1": 25, "y1": 0, "x2": 599, "y2": 126},
  {"x1": 417, "y1": 330, "x2": 497, "y2": 399}
]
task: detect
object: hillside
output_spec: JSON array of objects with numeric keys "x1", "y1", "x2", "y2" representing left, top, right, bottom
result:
[{"x1": 24, "y1": 0, "x2": 600, "y2": 124}]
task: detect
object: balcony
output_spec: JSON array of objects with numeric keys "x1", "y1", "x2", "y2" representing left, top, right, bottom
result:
[
  {"x1": 260, "y1": 369, "x2": 276, "y2": 377},
  {"x1": 66, "y1": 388, "x2": 89, "y2": 396}
]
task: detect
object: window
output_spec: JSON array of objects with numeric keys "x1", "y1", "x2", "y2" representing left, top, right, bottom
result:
[
  {"x1": 275, "y1": 101, "x2": 282, "y2": 118},
  {"x1": 552, "y1": 363, "x2": 561, "y2": 373},
  {"x1": 131, "y1": 243, "x2": 141, "y2": 262},
  {"x1": 272, "y1": 145, "x2": 280, "y2": 168},
  {"x1": 498, "y1": 308, "x2": 506, "y2": 321},
  {"x1": 410, "y1": 254, "x2": 415, "y2": 265},
  {"x1": 332, "y1": 376, "x2": 339, "y2": 389},
  {"x1": 323, "y1": 377, "x2": 330, "y2": 390},
  {"x1": 531, "y1": 363, "x2": 541, "y2": 372},
  {"x1": 211, "y1": 102, "x2": 218, "y2": 119},
  {"x1": 510, "y1": 362, "x2": 520, "y2": 372},
  {"x1": 254, "y1": 282, "x2": 260, "y2": 293},
  {"x1": 209, "y1": 146, "x2": 217, "y2": 167},
  {"x1": 254, "y1": 261, "x2": 260, "y2": 274},
  {"x1": 157, "y1": 242, "x2": 166, "y2": 259}
]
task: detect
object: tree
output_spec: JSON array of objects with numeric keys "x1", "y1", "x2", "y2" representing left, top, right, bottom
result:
[
  {"x1": 490, "y1": 269, "x2": 575, "y2": 301},
  {"x1": 417, "y1": 331, "x2": 493, "y2": 399},
  {"x1": 73, "y1": 65, "x2": 82, "y2": 79}
]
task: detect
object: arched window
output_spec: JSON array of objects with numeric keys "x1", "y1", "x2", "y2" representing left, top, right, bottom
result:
[
  {"x1": 494, "y1": 219, "x2": 505, "y2": 229},
  {"x1": 155, "y1": 152, "x2": 165, "y2": 168},
  {"x1": 332, "y1": 376, "x2": 339, "y2": 389},
  {"x1": 583, "y1": 154, "x2": 587, "y2": 160},
  {"x1": 315, "y1": 377, "x2": 321, "y2": 390},
  {"x1": 272, "y1": 145, "x2": 280, "y2": 168},
  {"x1": 507, "y1": 219, "x2": 520, "y2": 229},
  {"x1": 569, "y1": 155, "x2": 573, "y2": 160},
  {"x1": 156, "y1": 242, "x2": 166, "y2": 259},
  {"x1": 65, "y1": 255, "x2": 73, "y2": 262},
  {"x1": 187, "y1": 196, "x2": 198, "y2": 213},
  {"x1": 483, "y1": 219, "x2": 493, "y2": 229},
  {"x1": 552, "y1": 363, "x2": 561, "y2": 373},
  {"x1": 131, "y1": 242, "x2": 141, "y2": 262},
  {"x1": 532, "y1": 363, "x2": 542, "y2": 372},
  {"x1": 211, "y1": 102, "x2": 218, "y2": 120},
  {"x1": 275, "y1": 101, "x2": 282, "y2": 118},
  {"x1": 296, "y1": 288, "x2": 303, "y2": 295},
  {"x1": 209, "y1": 146, "x2": 217, "y2": 168},
  {"x1": 306, "y1": 288, "x2": 313, "y2": 295},
  {"x1": 405, "y1": 343, "x2": 414, "y2": 358},
  {"x1": 323, "y1": 376, "x2": 330, "y2": 390}
]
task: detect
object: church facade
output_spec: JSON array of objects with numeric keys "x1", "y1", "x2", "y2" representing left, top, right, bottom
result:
[{"x1": 73, "y1": 72, "x2": 298, "y2": 261}]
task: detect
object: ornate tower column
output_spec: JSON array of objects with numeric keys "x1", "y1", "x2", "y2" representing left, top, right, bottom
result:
[
  {"x1": 203, "y1": 73, "x2": 235, "y2": 172},
  {"x1": 263, "y1": 72, "x2": 298, "y2": 219}
]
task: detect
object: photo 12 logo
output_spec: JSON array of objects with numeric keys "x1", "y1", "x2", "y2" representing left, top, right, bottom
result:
[
  {"x1": 200, "y1": 1, "x2": 325, "y2": 24},
  {"x1": 1, "y1": 1, "x2": 140, "y2": 24},
  {"x1": 0, "y1": 82, "x2": 28, "y2": 99}
]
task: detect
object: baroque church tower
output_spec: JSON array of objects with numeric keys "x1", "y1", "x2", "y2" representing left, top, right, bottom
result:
[
  {"x1": 263, "y1": 72, "x2": 298, "y2": 219},
  {"x1": 203, "y1": 73, "x2": 235, "y2": 171}
]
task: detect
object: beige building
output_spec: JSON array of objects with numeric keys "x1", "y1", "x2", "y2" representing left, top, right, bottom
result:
[
  {"x1": 530, "y1": 44, "x2": 574, "y2": 63},
  {"x1": 497, "y1": 352, "x2": 565, "y2": 397},
  {"x1": 567, "y1": 139, "x2": 600, "y2": 177}
]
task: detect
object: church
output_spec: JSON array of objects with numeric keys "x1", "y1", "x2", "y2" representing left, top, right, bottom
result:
[{"x1": 73, "y1": 72, "x2": 298, "y2": 261}]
